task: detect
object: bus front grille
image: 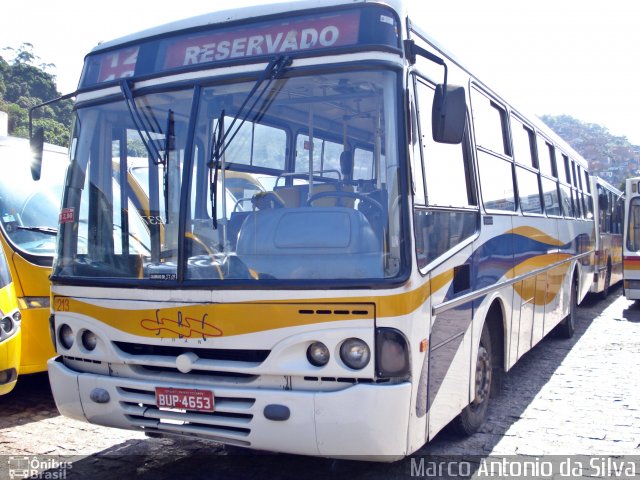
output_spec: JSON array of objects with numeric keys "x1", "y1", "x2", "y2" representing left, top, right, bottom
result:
[
  {"x1": 113, "y1": 341, "x2": 270, "y2": 362},
  {"x1": 117, "y1": 385, "x2": 255, "y2": 446}
]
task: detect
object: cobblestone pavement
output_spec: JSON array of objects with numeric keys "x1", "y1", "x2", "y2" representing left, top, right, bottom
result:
[{"x1": 0, "y1": 287, "x2": 638, "y2": 479}]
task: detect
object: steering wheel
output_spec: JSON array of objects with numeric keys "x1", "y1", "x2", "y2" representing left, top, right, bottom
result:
[{"x1": 306, "y1": 190, "x2": 384, "y2": 214}]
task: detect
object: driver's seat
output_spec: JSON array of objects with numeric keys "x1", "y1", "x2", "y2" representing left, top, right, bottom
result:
[{"x1": 273, "y1": 183, "x2": 355, "y2": 208}]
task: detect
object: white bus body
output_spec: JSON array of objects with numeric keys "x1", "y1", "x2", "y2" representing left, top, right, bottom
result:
[
  {"x1": 623, "y1": 177, "x2": 640, "y2": 299},
  {"x1": 46, "y1": 0, "x2": 594, "y2": 459}
]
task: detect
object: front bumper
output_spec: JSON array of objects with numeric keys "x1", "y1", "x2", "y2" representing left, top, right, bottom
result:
[
  {"x1": 0, "y1": 331, "x2": 20, "y2": 395},
  {"x1": 48, "y1": 356, "x2": 411, "y2": 459}
]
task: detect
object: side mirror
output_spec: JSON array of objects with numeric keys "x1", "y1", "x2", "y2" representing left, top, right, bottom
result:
[
  {"x1": 30, "y1": 127, "x2": 44, "y2": 181},
  {"x1": 432, "y1": 84, "x2": 466, "y2": 144}
]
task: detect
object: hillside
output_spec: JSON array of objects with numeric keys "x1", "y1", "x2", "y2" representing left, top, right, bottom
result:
[
  {"x1": 541, "y1": 114, "x2": 639, "y2": 190},
  {"x1": 0, "y1": 44, "x2": 72, "y2": 146}
]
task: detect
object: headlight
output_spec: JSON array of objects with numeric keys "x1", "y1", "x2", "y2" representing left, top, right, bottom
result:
[
  {"x1": 306, "y1": 341, "x2": 330, "y2": 367},
  {"x1": 81, "y1": 330, "x2": 98, "y2": 351},
  {"x1": 58, "y1": 324, "x2": 74, "y2": 350},
  {"x1": 375, "y1": 328, "x2": 410, "y2": 378},
  {"x1": 12, "y1": 310, "x2": 21, "y2": 322},
  {"x1": 0, "y1": 316, "x2": 13, "y2": 334},
  {"x1": 339, "y1": 338, "x2": 370, "y2": 370}
]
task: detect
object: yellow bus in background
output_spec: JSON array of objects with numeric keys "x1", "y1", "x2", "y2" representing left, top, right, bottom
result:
[
  {"x1": 0, "y1": 232, "x2": 22, "y2": 395},
  {"x1": 0, "y1": 135, "x2": 67, "y2": 375}
]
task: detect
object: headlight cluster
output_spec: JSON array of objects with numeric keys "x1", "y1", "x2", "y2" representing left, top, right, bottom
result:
[
  {"x1": 57, "y1": 324, "x2": 98, "y2": 351},
  {"x1": 0, "y1": 310, "x2": 21, "y2": 341},
  {"x1": 305, "y1": 329, "x2": 411, "y2": 378},
  {"x1": 306, "y1": 337, "x2": 371, "y2": 370}
]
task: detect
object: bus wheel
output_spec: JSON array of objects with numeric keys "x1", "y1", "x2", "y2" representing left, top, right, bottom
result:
[
  {"x1": 600, "y1": 260, "x2": 612, "y2": 299},
  {"x1": 450, "y1": 323, "x2": 492, "y2": 436},
  {"x1": 557, "y1": 278, "x2": 577, "y2": 339}
]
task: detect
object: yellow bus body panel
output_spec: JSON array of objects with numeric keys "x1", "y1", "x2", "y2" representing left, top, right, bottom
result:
[
  {"x1": 0, "y1": 234, "x2": 54, "y2": 374},
  {"x1": 0, "y1": 282, "x2": 21, "y2": 395}
]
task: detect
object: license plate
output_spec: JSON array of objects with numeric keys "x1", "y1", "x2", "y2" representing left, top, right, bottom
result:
[{"x1": 155, "y1": 387, "x2": 214, "y2": 412}]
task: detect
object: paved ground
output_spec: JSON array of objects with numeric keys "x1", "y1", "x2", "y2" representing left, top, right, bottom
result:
[{"x1": 0, "y1": 287, "x2": 638, "y2": 479}]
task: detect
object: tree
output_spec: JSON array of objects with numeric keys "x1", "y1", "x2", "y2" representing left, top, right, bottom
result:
[{"x1": 0, "y1": 43, "x2": 72, "y2": 147}]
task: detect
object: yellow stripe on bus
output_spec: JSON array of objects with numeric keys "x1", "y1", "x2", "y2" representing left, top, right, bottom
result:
[{"x1": 52, "y1": 270, "x2": 456, "y2": 339}]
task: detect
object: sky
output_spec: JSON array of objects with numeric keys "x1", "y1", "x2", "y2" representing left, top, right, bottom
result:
[{"x1": 2, "y1": 0, "x2": 640, "y2": 143}]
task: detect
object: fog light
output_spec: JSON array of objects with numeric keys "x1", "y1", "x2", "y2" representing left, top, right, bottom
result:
[
  {"x1": 58, "y1": 324, "x2": 74, "y2": 350},
  {"x1": 81, "y1": 330, "x2": 98, "y2": 351},
  {"x1": 306, "y1": 341, "x2": 330, "y2": 367},
  {"x1": 0, "y1": 368, "x2": 16, "y2": 385},
  {"x1": 340, "y1": 338, "x2": 370, "y2": 370}
]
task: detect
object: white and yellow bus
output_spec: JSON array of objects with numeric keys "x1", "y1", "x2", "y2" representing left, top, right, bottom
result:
[
  {"x1": 0, "y1": 136, "x2": 67, "y2": 376},
  {"x1": 623, "y1": 176, "x2": 640, "y2": 299},
  {"x1": 41, "y1": 0, "x2": 594, "y2": 459},
  {"x1": 590, "y1": 176, "x2": 623, "y2": 298}
]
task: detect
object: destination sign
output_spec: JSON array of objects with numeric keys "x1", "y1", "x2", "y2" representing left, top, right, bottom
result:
[
  {"x1": 80, "y1": 5, "x2": 400, "y2": 88},
  {"x1": 162, "y1": 12, "x2": 360, "y2": 68},
  {"x1": 96, "y1": 47, "x2": 140, "y2": 83}
]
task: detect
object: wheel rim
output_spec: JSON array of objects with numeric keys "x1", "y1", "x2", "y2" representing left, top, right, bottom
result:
[{"x1": 472, "y1": 343, "x2": 491, "y2": 406}]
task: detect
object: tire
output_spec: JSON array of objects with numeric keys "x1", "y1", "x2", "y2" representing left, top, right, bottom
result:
[
  {"x1": 600, "y1": 260, "x2": 612, "y2": 300},
  {"x1": 449, "y1": 323, "x2": 493, "y2": 436},
  {"x1": 557, "y1": 278, "x2": 577, "y2": 339}
]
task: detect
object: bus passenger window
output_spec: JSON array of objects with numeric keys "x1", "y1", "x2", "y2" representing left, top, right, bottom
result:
[
  {"x1": 477, "y1": 151, "x2": 516, "y2": 212},
  {"x1": 225, "y1": 122, "x2": 286, "y2": 170},
  {"x1": 536, "y1": 137, "x2": 554, "y2": 177},
  {"x1": 471, "y1": 89, "x2": 509, "y2": 156},
  {"x1": 559, "y1": 184, "x2": 573, "y2": 217},
  {"x1": 412, "y1": 77, "x2": 477, "y2": 269},
  {"x1": 353, "y1": 149, "x2": 374, "y2": 181},
  {"x1": 295, "y1": 136, "x2": 343, "y2": 177},
  {"x1": 511, "y1": 117, "x2": 535, "y2": 168},
  {"x1": 541, "y1": 177, "x2": 561, "y2": 216},
  {"x1": 516, "y1": 166, "x2": 542, "y2": 214},
  {"x1": 415, "y1": 80, "x2": 473, "y2": 208}
]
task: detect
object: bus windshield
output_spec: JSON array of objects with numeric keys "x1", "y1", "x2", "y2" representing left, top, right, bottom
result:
[
  {"x1": 0, "y1": 140, "x2": 68, "y2": 257},
  {"x1": 54, "y1": 68, "x2": 404, "y2": 285}
]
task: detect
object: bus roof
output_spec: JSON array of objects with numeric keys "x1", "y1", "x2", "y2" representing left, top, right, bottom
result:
[
  {"x1": 84, "y1": 0, "x2": 587, "y2": 171},
  {"x1": 90, "y1": 0, "x2": 407, "y2": 54}
]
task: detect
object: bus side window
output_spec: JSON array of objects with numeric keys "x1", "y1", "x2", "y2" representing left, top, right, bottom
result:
[
  {"x1": 413, "y1": 76, "x2": 477, "y2": 269},
  {"x1": 471, "y1": 87, "x2": 515, "y2": 212},
  {"x1": 512, "y1": 116, "x2": 542, "y2": 214}
]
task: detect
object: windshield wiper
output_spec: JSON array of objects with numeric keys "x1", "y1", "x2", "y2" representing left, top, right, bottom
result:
[
  {"x1": 163, "y1": 109, "x2": 175, "y2": 222},
  {"x1": 208, "y1": 55, "x2": 292, "y2": 230},
  {"x1": 121, "y1": 80, "x2": 163, "y2": 164},
  {"x1": 120, "y1": 81, "x2": 173, "y2": 224},
  {"x1": 17, "y1": 226, "x2": 58, "y2": 235}
]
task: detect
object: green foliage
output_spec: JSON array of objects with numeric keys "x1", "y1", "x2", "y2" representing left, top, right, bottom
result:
[{"x1": 0, "y1": 43, "x2": 72, "y2": 147}]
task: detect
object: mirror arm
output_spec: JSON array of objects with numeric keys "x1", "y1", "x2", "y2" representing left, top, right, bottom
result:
[
  {"x1": 404, "y1": 40, "x2": 448, "y2": 87},
  {"x1": 28, "y1": 91, "x2": 77, "y2": 140}
]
